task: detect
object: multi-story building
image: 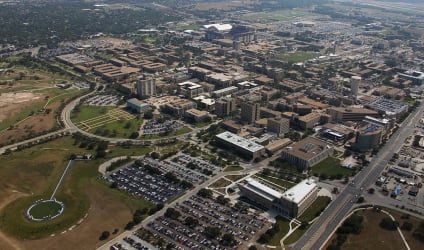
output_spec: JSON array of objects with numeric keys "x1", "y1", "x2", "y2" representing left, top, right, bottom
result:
[
  {"x1": 241, "y1": 102, "x2": 260, "y2": 124},
  {"x1": 298, "y1": 113, "x2": 321, "y2": 130},
  {"x1": 215, "y1": 97, "x2": 236, "y2": 117},
  {"x1": 281, "y1": 137, "x2": 334, "y2": 169},
  {"x1": 239, "y1": 178, "x2": 318, "y2": 218},
  {"x1": 136, "y1": 77, "x2": 156, "y2": 98},
  {"x1": 328, "y1": 107, "x2": 378, "y2": 123},
  {"x1": 267, "y1": 117, "x2": 290, "y2": 137},
  {"x1": 178, "y1": 81, "x2": 203, "y2": 98},
  {"x1": 215, "y1": 131, "x2": 265, "y2": 159}
]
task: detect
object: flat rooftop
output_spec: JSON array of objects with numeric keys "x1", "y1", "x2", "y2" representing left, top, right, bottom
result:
[
  {"x1": 243, "y1": 178, "x2": 282, "y2": 202},
  {"x1": 282, "y1": 179, "x2": 317, "y2": 204},
  {"x1": 216, "y1": 131, "x2": 264, "y2": 153},
  {"x1": 283, "y1": 137, "x2": 332, "y2": 161}
]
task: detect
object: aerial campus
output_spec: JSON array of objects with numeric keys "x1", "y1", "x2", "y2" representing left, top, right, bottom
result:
[{"x1": 0, "y1": 0, "x2": 424, "y2": 250}]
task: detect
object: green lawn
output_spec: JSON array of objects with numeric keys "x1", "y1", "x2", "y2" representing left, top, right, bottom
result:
[
  {"x1": 298, "y1": 196, "x2": 331, "y2": 223},
  {"x1": 0, "y1": 136, "x2": 154, "y2": 239},
  {"x1": 278, "y1": 52, "x2": 319, "y2": 63},
  {"x1": 256, "y1": 174, "x2": 296, "y2": 189},
  {"x1": 28, "y1": 201, "x2": 62, "y2": 219},
  {"x1": 241, "y1": 9, "x2": 313, "y2": 22},
  {"x1": 106, "y1": 146, "x2": 151, "y2": 158},
  {"x1": 141, "y1": 126, "x2": 192, "y2": 139},
  {"x1": 90, "y1": 118, "x2": 142, "y2": 139},
  {"x1": 224, "y1": 165, "x2": 244, "y2": 172},
  {"x1": 269, "y1": 217, "x2": 291, "y2": 246},
  {"x1": 312, "y1": 157, "x2": 353, "y2": 177},
  {"x1": 284, "y1": 224, "x2": 309, "y2": 245},
  {"x1": 70, "y1": 105, "x2": 115, "y2": 123}
]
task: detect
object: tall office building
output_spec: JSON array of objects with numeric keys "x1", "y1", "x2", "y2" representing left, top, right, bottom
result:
[
  {"x1": 241, "y1": 102, "x2": 260, "y2": 123},
  {"x1": 215, "y1": 97, "x2": 236, "y2": 117},
  {"x1": 136, "y1": 77, "x2": 156, "y2": 98},
  {"x1": 350, "y1": 76, "x2": 361, "y2": 98}
]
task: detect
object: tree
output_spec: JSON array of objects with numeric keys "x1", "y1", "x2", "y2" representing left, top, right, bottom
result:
[
  {"x1": 216, "y1": 195, "x2": 229, "y2": 205},
  {"x1": 401, "y1": 222, "x2": 413, "y2": 231},
  {"x1": 129, "y1": 132, "x2": 139, "y2": 139},
  {"x1": 184, "y1": 216, "x2": 198, "y2": 228},
  {"x1": 144, "y1": 110, "x2": 154, "y2": 119},
  {"x1": 205, "y1": 226, "x2": 221, "y2": 239},
  {"x1": 164, "y1": 208, "x2": 181, "y2": 220},
  {"x1": 198, "y1": 188, "x2": 213, "y2": 198},
  {"x1": 221, "y1": 233, "x2": 236, "y2": 246},
  {"x1": 99, "y1": 231, "x2": 110, "y2": 240},
  {"x1": 380, "y1": 217, "x2": 399, "y2": 231},
  {"x1": 368, "y1": 188, "x2": 375, "y2": 194},
  {"x1": 356, "y1": 196, "x2": 365, "y2": 203},
  {"x1": 332, "y1": 187, "x2": 339, "y2": 194},
  {"x1": 150, "y1": 151, "x2": 160, "y2": 159}
]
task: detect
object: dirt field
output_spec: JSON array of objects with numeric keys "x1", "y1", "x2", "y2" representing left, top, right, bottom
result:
[{"x1": 0, "y1": 92, "x2": 44, "y2": 123}]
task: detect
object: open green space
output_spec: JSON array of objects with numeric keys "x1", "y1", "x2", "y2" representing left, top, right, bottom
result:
[
  {"x1": 256, "y1": 173, "x2": 296, "y2": 190},
  {"x1": 268, "y1": 217, "x2": 291, "y2": 246},
  {"x1": 224, "y1": 165, "x2": 244, "y2": 172},
  {"x1": 141, "y1": 126, "x2": 192, "y2": 139},
  {"x1": 28, "y1": 201, "x2": 62, "y2": 219},
  {"x1": 284, "y1": 224, "x2": 309, "y2": 245},
  {"x1": 241, "y1": 9, "x2": 314, "y2": 22},
  {"x1": 179, "y1": 23, "x2": 201, "y2": 30},
  {"x1": 210, "y1": 178, "x2": 232, "y2": 188},
  {"x1": 298, "y1": 196, "x2": 331, "y2": 223},
  {"x1": 278, "y1": 52, "x2": 319, "y2": 63},
  {"x1": 311, "y1": 157, "x2": 353, "y2": 178},
  {"x1": 0, "y1": 136, "x2": 154, "y2": 239},
  {"x1": 90, "y1": 117, "x2": 142, "y2": 139},
  {"x1": 70, "y1": 105, "x2": 116, "y2": 123},
  {"x1": 106, "y1": 146, "x2": 151, "y2": 158}
]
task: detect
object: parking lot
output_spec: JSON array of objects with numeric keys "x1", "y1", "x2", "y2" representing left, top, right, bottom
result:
[
  {"x1": 142, "y1": 119, "x2": 184, "y2": 135},
  {"x1": 107, "y1": 164, "x2": 186, "y2": 204},
  {"x1": 85, "y1": 94, "x2": 120, "y2": 106},
  {"x1": 137, "y1": 194, "x2": 271, "y2": 249},
  {"x1": 73, "y1": 81, "x2": 90, "y2": 89},
  {"x1": 142, "y1": 153, "x2": 222, "y2": 184}
]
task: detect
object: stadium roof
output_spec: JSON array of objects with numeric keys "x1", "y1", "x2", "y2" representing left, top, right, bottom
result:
[{"x1": 203, "y1": 23, "x2": 233, "y2": 31}]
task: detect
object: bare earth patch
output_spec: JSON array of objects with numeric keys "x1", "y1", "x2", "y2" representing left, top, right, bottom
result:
[{"x1": 0, "y1": 92, "x2": 43, "y2": 122}]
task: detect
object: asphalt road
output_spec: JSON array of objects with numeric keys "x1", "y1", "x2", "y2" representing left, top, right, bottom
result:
[{"x1": 294, "y1": 102, "x2": 424, "y2": 250}]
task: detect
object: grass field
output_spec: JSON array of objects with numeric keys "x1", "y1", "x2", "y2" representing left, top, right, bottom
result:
[
  {"x1": 0, "y1": 136, "x2": 154, "y2": 243},
  {"x1": 241, "y1": 9, "x2": 315, "y2": 22},
  {"x1": 256, "y1": 174, "x2": 296, "y2": 189},
  {"x1": 269, "y1": 217, "x2": 291, "y2": 246},
  {"x1": 298, "y1": 196, "x2": 331, "y2": 223},
  {"x1": 71, "y1": 106, "x2": 143, "y2": 139},
  {"x1": 278, "y1": 52, "x2": 319, "y2": 63},
  {"x1": 28, "y1": 201, "x2": 62, "y2": 219},
  {"x1": 312, "y1": 157, "x2": 353, "y2": 177},
  {"x1": 70, "y1": 105, "x2": 115, "y2": 123},
  {"x1": 210, "y1": 178, "x2": 232, "y2": 188},
  {"x1": 224, "y1": 165, "x2": 244, "y2": 172}
]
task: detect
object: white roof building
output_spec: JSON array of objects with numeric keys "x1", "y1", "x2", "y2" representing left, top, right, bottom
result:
[{"x1": 203, "y1": 23, "x2": 233, "y2": 32}]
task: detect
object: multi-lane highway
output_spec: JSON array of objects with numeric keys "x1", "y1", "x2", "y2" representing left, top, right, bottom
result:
[{"x1": 294, "y1": 102, "x2": 424, "y2": 250}]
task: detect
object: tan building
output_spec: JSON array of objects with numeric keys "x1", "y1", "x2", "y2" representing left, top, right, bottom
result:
[
  {"x1": 298, "y1": 113, "x2": 321, "y2": 130},
  {"x1": 215, "y1": 97, "x2": 236, "y2": 117},
  {"x1": 268, "y1": 117, "x2": 290, "y2": 137},
  {"x1": 281, "y1": 137, "x2": 334, "y2": 169},
  {"x1": 328, "y1": 107, "x2": 378, "y2": 123},
  {"x1": 241, "y1": 102, "x2": 260, "y2": 124},
  {"x1": 136, "y1": 77, "x2": 156, "y2": 98},
  {"x1": 185, "y1": 109, "x2": 210, "y2": 122}
]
